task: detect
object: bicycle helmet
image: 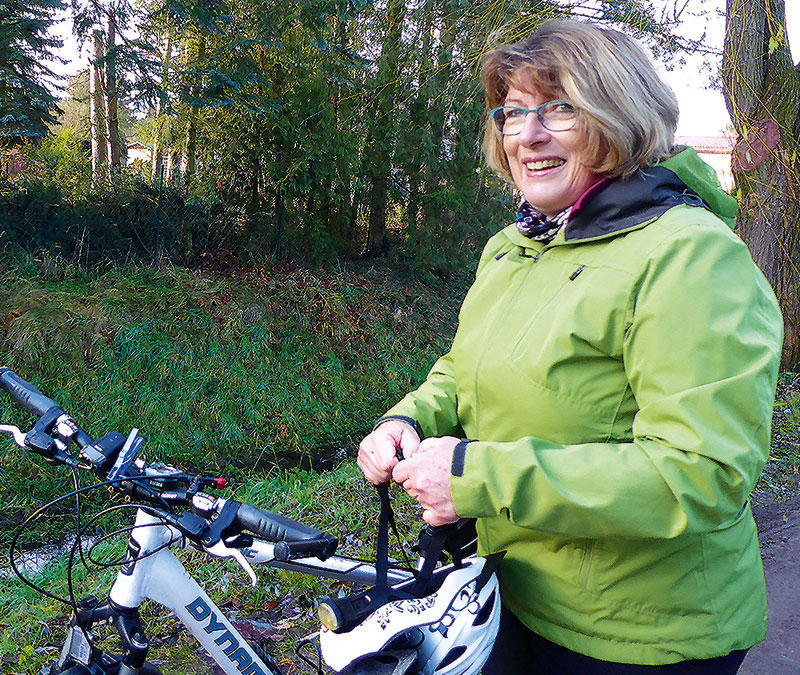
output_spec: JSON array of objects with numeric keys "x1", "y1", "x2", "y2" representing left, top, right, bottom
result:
[{"x1": 320, "y1": 555, "x2": 501, "y2": 675}]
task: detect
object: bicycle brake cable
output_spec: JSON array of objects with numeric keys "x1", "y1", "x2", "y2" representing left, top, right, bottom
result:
[
  {"x1": 9, "y1": 474, "x2": 179, "y2": 606},
  {"x1": 295, "y1": 632, "x2": 324, "y2": 675}
]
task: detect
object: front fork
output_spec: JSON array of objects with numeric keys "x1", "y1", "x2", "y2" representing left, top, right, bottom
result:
[
  {"x1": 56, "y1": 596, "x2": 150, "y2": 675},
  {"x1": 93, "y1": 508, "x2": 284, "y2": 675}
]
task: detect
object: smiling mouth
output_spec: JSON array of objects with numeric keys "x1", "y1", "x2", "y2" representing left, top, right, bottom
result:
[{"x1": 524, "y1": 158, "x2": 565, "y2": 171}]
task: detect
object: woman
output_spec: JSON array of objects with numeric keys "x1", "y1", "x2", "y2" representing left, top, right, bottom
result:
[{"x1": 358, "y1": 20, "x2": 783, "y2": 675}]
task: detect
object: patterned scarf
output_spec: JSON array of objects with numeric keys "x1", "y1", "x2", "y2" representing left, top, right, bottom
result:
[{"x1": 515, "y1": 199, "x2": 571, "y2": 243}]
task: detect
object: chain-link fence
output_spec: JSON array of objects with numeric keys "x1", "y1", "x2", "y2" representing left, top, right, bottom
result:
[
  {"x1": 0, "y1": 137, "x2": 515, "y2": 272},
  {"x1": 0, "y1": 153, "x2": 290, "y2": 268}
]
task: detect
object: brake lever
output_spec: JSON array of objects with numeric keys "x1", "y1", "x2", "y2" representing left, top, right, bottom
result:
[
  {"x1": 0, "y1": 424, "x2": 27, "y2": 448},
  {"x1": 205, "y1": 539, "x2": 258, "y2": 587}
]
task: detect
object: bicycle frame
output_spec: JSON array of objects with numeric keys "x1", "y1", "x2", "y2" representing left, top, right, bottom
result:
[
  {"x1": 0, "y1": 371, "x2": 422, "y2": 675},
  {"x1": 88, "y1": 508, "x2": 411, "y2": 675}
]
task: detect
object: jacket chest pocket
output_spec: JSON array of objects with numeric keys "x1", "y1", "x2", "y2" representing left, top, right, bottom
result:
[{"x1": 506, "y1": 263, "x2": 632, "y2": 419}]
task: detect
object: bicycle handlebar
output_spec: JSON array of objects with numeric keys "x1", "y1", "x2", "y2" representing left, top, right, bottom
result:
[
  {"x1": 235, "y1": 503, "x2": 337, "y2": 560},
  {"x1": 0, "y1": 368, "x2": 340, "y2": 559},
  {"x1": 0, "y1": 368, "x2": 60, "y2": 417}
]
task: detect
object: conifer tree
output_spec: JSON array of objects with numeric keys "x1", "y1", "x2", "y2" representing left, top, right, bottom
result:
[{"x1": 0, "y1": 0, "x2": 64, "y2": 145}]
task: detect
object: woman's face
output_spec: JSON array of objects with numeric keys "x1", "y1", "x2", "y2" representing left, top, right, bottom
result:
[{"x1": 502, "y1": 83, "x2": 601, "y2": 217}]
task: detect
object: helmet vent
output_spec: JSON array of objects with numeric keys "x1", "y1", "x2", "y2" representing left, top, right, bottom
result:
[
  {"x1": 472, "y1": 591, "x2": 496, "y2": 626},
  {"x1": 437, "y1": 645, "x2": 467, "y2": 671}
]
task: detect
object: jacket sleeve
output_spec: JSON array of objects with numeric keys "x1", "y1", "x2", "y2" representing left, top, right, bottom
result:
[
  {"x1": 450, "y1": 222, "x2": 783, "y2": 539},
  {"x1": 380, "y1": 350, "x2": 462, "y2": 439},
  {"x1": 380, "y1": 235, "x2": 509, "y2": 439}
]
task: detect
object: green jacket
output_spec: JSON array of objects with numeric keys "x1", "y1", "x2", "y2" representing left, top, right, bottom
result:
[{"x1": 383, "y1": 149, "x2": 783, "y2": 664}]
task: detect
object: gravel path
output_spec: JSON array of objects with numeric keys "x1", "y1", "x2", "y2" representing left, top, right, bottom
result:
[{"x1": 740, "y1": 496, "x2": 800, "y2": 673}]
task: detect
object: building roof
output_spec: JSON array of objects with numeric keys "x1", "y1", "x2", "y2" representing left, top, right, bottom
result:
[{"x1": 675, "y1": 135, "x2": 735, "y2": 154}]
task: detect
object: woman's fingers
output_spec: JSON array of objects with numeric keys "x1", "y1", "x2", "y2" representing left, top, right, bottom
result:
[
  {"x1": 357, "y1": 420, "x2": 420, "y2": 484},
  {"x1": 393, "y1": 436, "x2": 460, "y2": 525}
]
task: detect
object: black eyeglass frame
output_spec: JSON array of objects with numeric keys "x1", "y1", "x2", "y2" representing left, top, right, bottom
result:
[{"x1": 489, "y1": 100, "x2": 578, "y2": 135}]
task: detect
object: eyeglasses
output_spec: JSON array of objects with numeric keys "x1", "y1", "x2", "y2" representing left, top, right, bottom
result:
[{"x1": 490, "y1": 100, "x2": 577, "y2": 135}]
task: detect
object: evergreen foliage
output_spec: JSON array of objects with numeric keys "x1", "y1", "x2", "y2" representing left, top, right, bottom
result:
[
  {"x1": 2, "y1": 1, "x2": 711, "y2": 267},
  {"x1": 0, "y1": 0, "x2": 64, "y2": 143}
]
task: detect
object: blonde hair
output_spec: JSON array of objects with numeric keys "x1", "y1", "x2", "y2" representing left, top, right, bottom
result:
[{"x1": 482, "y1": 20, "x2": 678, "y2": 181}]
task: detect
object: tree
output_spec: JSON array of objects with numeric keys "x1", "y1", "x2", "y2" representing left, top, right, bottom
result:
[
  {"x1": 72, "y1": 0, "x2": 162, "y2": 180},
  {"x1": 89, "y1": 28, "x2": 109, "y2": 183},
  {"x1": 103, "y1": 14, "x2": 121, "y2": 169},
  {"x1": 150, "y1": 28, "x2": 173, "y2": 183},
  {"x1": 56, "y1": 69, "x2": 136, "y2": 143},
  {"x1": 363, "y1": 0, "x2": 406, "y2": 256},
  {"x1": 722, "y1": 0, "x2": 800, "y2": 370},
  {"x1": 0, "y1": 0, "x2": 64, "y2": 148}
]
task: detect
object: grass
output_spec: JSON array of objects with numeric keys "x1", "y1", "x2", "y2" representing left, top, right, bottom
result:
[
  {"x1": 0, "y1": 255, "x2": 798, "y2": 674},
  {"x1": 760, "y1": 370, "x2": 800, "y2": 496},
  {"x1": 0, "y1": 255, "x2": 466, "y2": 550}
]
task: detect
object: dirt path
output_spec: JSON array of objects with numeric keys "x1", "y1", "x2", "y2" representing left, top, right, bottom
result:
[{"x1": 740, "y1": 496, "x2": 800, "y2": 673}]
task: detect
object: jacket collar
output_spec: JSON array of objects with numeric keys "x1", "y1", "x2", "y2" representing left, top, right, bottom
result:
[{"x1": 564, "y1": 166, "x2": 703, "y2": 242}]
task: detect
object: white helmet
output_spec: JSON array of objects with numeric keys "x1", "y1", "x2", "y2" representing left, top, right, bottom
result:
[{"x1": 320, "y1": 556, "x2": 501, "y2": 675}]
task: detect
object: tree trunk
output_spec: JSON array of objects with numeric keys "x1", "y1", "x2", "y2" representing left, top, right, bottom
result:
[
  {"x1": 89, "y1": 29, "x2": 108, "y2": 186},
  {"x1": 421, "y1": 0, "x2": 456, "y2": 224},
  {"x1": 364, "y1": 0, "x2": 407, "y2": 256},
  {"x1": 104, "y1": 15, "x2": 121, "y2": 170},
  {"x1": 404, "y1": 0, "x2": 434, "y2": 238},
  {"x1": 152, "y1": 30, "x2": 173, "y2": 184},
  {"x1": 166, "y1": 147, "x2": 179, "y2": 184},
  {"x1": 329, "y1": 14, "x2": 356, "y2": 257},
  {"x1": 366, "y1": 172, "x2": 389, "y2": 254},
  {"x1": 250, "y1": 156, "x2": 261, "y2": 214},
  {"x1": 722, "y1": 0, "x2": 800, "y2": 370},
  {"x1": 183, "y1": 109, "x2": 198, "y2": 186},
  {"x1": 181, "y1": 38, "x2": 205, "y2": 190}
]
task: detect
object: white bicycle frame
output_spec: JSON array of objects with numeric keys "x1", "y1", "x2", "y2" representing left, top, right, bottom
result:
[
  {"x1": 101, "y1": 506, "x2": 411, "y2": 675},
  {"x1": 0, "y1": 378, "x2": 417, "y2": 675}
]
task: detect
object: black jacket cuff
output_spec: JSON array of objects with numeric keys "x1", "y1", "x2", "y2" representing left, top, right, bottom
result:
[
  {"x1": 373, "y1": 415, "x2": 424, "y2": 439},
  {"x1": 451, "y1": 439, "x2": 472, "y2": 477}
]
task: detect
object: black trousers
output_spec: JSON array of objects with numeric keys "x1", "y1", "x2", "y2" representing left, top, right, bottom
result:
[{"x1": 483, "y1": 606, "x2": 748, "y2": 675}]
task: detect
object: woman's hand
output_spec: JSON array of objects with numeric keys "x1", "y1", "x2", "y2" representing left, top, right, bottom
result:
[
  {"x1": 393, "y1": 436, "x2": 460, "y2": 526},
  {"x1": 357, "y1": 420, "x2": 421, "y2": 485}
]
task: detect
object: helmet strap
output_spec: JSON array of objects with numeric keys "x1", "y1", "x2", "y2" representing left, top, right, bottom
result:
[
  {"x1": 375, "y1": 482, "x2": 394, "y2": 588},
  {"x1": 409, "y1": 526, "x2": 450, "y2": 597}
]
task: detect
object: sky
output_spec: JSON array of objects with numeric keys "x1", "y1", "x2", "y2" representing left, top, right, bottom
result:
[
  {"x1": 47, "y1": 1, "x2": 799, "y2": 138},
  {"x1": 665, "y1": 1, "x2": 799, "y2": 137}
]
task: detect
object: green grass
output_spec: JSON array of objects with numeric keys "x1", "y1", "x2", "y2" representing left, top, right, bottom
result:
[
  {"x1": 0, "y1": 256, "x2": 466, "y2": 550},
  {"x1": 761, "y1": 370, "x2": 800, "y2": 495}
]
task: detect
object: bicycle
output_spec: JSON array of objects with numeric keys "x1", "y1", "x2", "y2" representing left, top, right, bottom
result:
[{"x1": 0, "y1": 368, "x2": 436, "y2": 675}]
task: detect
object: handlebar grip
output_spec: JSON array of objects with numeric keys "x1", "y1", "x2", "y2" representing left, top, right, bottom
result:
[
  {"x1": 235, "y1": 503, "x2": 336, "y2": 546},
  {"x1": 274, "y1": 537, "x2": 338, "y2": 561},
  {"x1": 0, "y1": 368, "x2": 60, "y2": 416}
]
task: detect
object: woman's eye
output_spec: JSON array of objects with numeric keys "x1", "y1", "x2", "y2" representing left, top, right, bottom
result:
[{"x1": 505, "y1": 108, "x2": 525, "y2": 119}]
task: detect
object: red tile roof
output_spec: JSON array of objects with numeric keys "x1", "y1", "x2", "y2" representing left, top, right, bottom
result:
[{"x1": 675, "y1": 135, "x2": 735, "y2": 154}]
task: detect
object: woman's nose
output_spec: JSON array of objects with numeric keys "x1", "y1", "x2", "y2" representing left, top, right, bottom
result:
[{"x1": 516, "y1": 112, "x2": 550, "y2": 145}]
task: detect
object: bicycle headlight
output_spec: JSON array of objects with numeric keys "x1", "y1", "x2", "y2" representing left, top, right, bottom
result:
[
  {"x1": 318, "y1": 599, "x2": 343, "y2": 631},
  {"x1": 317, "y1": 588, "x2": 383, "y2": 633}
]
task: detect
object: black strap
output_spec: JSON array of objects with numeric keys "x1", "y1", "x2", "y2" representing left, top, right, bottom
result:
[
  {"x1": 376, "y1": 482, "x2": 412, "y2": 589},
  {"x1": 375, "y1": 482, "x2": 391, "y2": 588},
  {"x1": 409, "y1": 526, "x2": 448, "y2": 597},
  {"x1": 376, "y1": 484, "x2": 466, "y2": 598}
]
